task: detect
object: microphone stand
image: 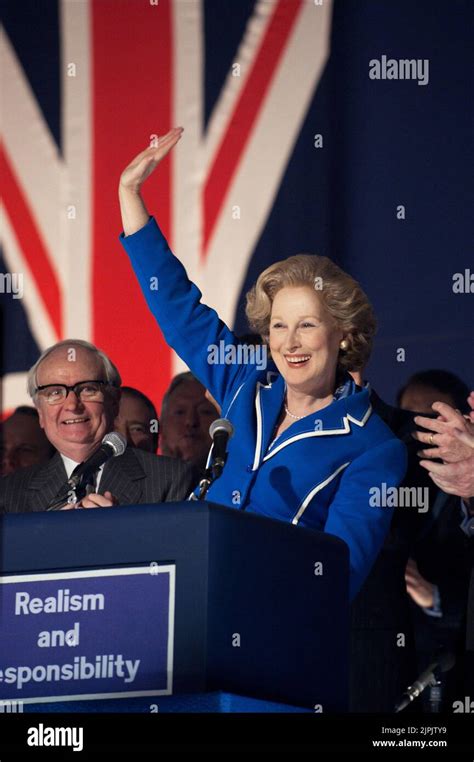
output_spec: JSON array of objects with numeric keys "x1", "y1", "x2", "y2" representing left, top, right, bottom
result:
[
  {"x1": 428, "y1": 679, "x2": 443, "y2": 713},
  {"x1": 394, "y1": 673, "x2": 438, "y2": 713},
  {"x1": 47, "y1": 474, "x2": 87, "y2": 511},
  {"x1": 197, "y1": 457, "x2": 227, "y2": 501},
  {"x1": 197, "y1": 418, "x2": 233, "y2": 500},
  {"x1": 394, "y1": 651, "x2": 455, "y2": 713},
  {"x1": 197, "y1": 467, "x2": 213, "y2": 501}
]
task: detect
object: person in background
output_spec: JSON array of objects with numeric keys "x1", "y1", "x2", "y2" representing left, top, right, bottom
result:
[
  {"x1": 1, "y1": 406, "x2": 55, "y2": 476},
  {"x1": 400, "y1": 382, "x2": 473, "y2": 708},
  {"x1": 397, "y1": 369, "x2": 469, "y2": 416},
  {"x1": 160, "y1": 372, "x2": 219, "y2": 471},
  {"x1": 396, "y1": 370, "x2": 470, "y2": 616},
  {"x1": 115, "y1": 386, "x2": 159, "y2": 453},
  {"x1": 412, "y1": 394, "x2": 474, "y2": 698}
]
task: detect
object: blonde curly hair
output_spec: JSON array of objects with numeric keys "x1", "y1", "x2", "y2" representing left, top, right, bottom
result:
[{"x1": 245, "y1": 254, "x2": 376, "y2": 371}]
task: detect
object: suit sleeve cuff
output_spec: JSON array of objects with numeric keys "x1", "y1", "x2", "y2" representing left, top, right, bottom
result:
[{"x1": 422, "y1": 584, "x2": 443, "y2": 618}]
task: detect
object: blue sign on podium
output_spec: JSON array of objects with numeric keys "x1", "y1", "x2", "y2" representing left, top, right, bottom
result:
[{"x1": 0, "y1": 565, "x2": 175, "y2": 704}]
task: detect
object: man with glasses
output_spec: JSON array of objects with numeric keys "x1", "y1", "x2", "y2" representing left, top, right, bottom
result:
[{"x1": 0, "y1": 339, "x2": 196, "y2": 513}]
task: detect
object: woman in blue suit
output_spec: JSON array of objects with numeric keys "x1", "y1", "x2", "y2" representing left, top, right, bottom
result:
[{"x1": 118, "y1": 128, "x2": 407, "y2": 600}]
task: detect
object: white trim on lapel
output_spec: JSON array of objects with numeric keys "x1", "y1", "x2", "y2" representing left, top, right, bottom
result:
[
  {"x1": 224, "y1": 381, "x2": 246, "y2": 418},
  {"x1": 347, "y1": 406, "x2": 372, "y2": 427},
  {"x1": 292, "y1": 461, "x2": 351, "y2": 525},
  {"x1": 203, "y1": 381, "x2": 247, "y2": 473},
  {"x1": 253, "y1": 371, "x2": 279, "y2": 471},
  {"x1": 262, "y1": 404, "x2": 373, "y2": 462}
]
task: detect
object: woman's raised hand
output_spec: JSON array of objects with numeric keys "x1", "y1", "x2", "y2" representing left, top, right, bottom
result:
[
  {"x1": 120, "y1": 127, "x2": 183, "y2": 193},
  {"x1": 119, "y1": 128, "x2": 183, "y2": 236}
]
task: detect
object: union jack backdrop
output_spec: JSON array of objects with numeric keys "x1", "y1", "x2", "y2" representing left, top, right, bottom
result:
[{"x1": 1, "y1": 0, "x2": 472, "y2": 419}]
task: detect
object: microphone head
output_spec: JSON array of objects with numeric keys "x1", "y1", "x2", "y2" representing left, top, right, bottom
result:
[
  {"x1": 102, "y1": 431, "x2": 127, "y2": 456},
  {"x1": 209, "y1": 418, "x2": 234, "y2": 440}
]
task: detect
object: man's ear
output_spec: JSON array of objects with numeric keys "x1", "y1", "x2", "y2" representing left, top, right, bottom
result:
[
  {"x1": 111, "y1": 387, "x2": 121, "y2": 420},
  {"x1": 36, "y1": 401, "x2": 45, "y2": 430}
]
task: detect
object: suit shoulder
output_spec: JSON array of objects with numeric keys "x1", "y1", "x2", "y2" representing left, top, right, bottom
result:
[
  {"x1": 127, "y1": 449, "x2": 198, "y2": 499},
  {"x1": 358, "y1": 412, "x2": 408, "y2": 471},
  {"x1": 0, "y1": 462, "x2": 46, "y2": 491},
  {"x1": 370, "y1": 389, "x2": 417, "y2": 439},
  {"x1": 129, "y1": 449, "x2": 193, "y2": 476},
  {"x1": 367, "y1": 408, "x2": 406, "y2": 444},
  {"x1": 0, "y1": 462, "x2": 50, "y2": 514}
]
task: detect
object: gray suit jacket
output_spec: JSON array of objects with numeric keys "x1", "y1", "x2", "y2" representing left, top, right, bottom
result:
[{"x1": 0, "y1": 449, "x2": 197, "y2": 514}]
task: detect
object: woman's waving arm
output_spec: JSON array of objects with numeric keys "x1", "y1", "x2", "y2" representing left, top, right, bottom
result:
[
  {"x1": 119, "y1": 127, "x2": 183, "y2": 236},
  {"x1": 118, "y1": 128, "x2": 256, "y2": 408}
]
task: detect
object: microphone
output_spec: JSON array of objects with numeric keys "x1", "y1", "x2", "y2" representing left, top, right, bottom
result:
[
  {"x1": 209, "y1": 418, "x2": 234, "y2": 478},
  {"x1": 394, "y1": 651, "x2": 455, "y2": 713},
  {"x1": 69, "y1": 431, "x2": 127, "y2": 486},
  {"x1": 47, "y1": 432, "x2": 126, "y2": 511}
]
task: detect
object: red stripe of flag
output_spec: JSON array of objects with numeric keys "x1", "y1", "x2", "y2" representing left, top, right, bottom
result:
[
  {"x1": 0, "y1": 145, "x2": 62, "y2": 336},
  {"x1": 91, "y1": 0, "x2": 173, "y2": 411},
  {"x1": 203, "y1": 0, "x2": 303, "y2": 256}
]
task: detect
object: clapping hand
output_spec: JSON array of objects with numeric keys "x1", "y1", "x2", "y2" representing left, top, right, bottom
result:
[{"x1": 413, "y1": 396, "x2": 474, "y2": 499}]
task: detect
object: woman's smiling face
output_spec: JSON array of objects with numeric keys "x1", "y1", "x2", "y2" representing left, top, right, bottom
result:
[{"x1": 269, "y1": 286, "x2": 343, "y2": 395}]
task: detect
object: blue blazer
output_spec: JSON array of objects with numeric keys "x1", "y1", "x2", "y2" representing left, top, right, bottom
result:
[{"x1": 121, "y1": 218, "x2": 407, "y2": 599}]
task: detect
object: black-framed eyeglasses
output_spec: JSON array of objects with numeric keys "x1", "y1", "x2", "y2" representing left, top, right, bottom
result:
[{"x1": 35, "y1": 380, "x2": 110, "y2": 406}]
